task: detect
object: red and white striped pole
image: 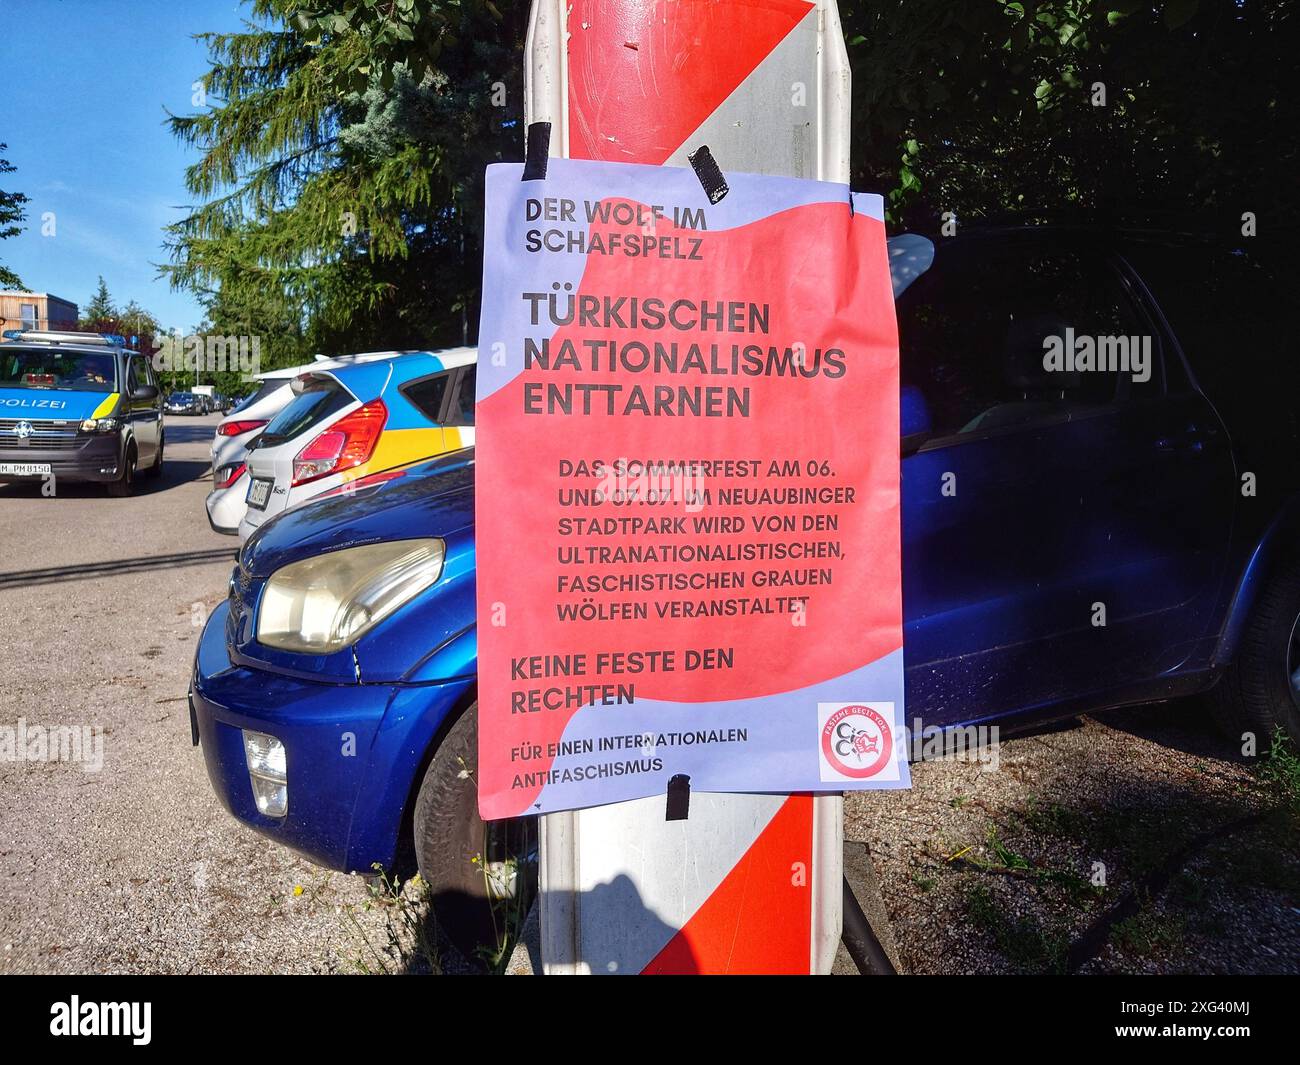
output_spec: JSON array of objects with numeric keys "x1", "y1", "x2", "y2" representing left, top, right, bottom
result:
[{"x1": 523, "y1": 0, "x2": 852, "y2": 974}]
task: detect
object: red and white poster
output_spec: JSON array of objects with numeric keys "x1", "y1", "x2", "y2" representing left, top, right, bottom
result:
[{"x1": 475, "y1": 156, "x2": 907, "y2": 820}]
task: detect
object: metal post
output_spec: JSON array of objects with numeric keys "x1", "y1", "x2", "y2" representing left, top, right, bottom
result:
[{"x1": 524, "y1": 0, "x2": 853, "y2": 974}]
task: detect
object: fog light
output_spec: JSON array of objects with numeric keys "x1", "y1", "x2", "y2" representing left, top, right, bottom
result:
[{"x1": 242, "y1": 730, "x2": 287, "y2": 817}]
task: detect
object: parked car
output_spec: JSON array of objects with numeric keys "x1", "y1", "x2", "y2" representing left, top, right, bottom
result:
[
  {"x1": 165, "y1": 391, "x2": 202, "y2": 415},
  {"x1": 208, "y1": 350, "x2": 461, "y2": 534},
  {"x1": 192, "y1": 450, "x2": 492, "y2": 948},
  {"x1": 0, "y1": 329, "x2": 163, "y2": 495},
  {"x1": 190, "y1": 227, "x2": 1299, "y2": 954},
  {"x1": 236, "y1": 348, "x2": 475, "y2": 542},
  {"x1": 208, "y1": 369, "x2": 316, "y2": 535}
]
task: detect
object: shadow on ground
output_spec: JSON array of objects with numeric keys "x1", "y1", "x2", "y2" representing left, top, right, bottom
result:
[{"x1": 848, "y1": 697, "x2": 1300, "y2": 975}]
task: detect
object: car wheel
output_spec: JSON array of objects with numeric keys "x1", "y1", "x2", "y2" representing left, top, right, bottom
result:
[
  {"x1": 106, "y1": 443, "x2": 137, "y2": 498},
  {"x1": 1209, "y1": 557, "x2": 1300, "y2": 746},
  {"x1": 412, "y1": 704, "x2": 537, "y2": 963},
  {"x1": 144, "y1": 431, "x2": 164, "y2": 479}
]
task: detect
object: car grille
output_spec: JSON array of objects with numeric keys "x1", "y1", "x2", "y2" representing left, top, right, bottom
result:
[
  {"x1": 0, "y1": 419, "x2": 83, "y2": 450},
  {"x1": 227, "y1": 559, "x2": 255, "y2": 640}
]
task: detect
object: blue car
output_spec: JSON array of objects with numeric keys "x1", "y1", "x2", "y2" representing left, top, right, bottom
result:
[
  {"x1": 190, "y1": 228, "x2": 1298, "y2": 950},
  {"x1": 190, "y1": 448, "x2": 512, "y2": 946}
]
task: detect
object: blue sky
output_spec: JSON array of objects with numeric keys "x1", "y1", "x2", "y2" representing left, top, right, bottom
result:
[{"x1": 0, "y1": 0, "x2": 252, "y2": 332}]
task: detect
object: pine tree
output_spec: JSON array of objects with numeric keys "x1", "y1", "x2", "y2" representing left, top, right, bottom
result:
[
  {"x1": 83, "y1": 276, "x2": 116, "y2": 323},
  {"x1": 163, "y1": 0, "x2": 525, "y2": 361}
]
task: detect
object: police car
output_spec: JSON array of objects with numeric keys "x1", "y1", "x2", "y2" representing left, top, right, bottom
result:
[{"x1": 0, "y1": 330, "x2": 163, "y2": 495}]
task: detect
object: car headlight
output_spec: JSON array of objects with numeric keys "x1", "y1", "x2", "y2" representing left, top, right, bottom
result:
[
  {"x1": 256, "y1": 538, "x2": 445, "y2": 653},
  {"x1": 80, "y1": 418, "x2": 121, "y2": 432}
]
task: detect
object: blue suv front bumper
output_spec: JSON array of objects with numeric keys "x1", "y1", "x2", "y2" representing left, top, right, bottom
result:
[{"x1": 190, "y1": 600, "x2": 473, "y2": 871}]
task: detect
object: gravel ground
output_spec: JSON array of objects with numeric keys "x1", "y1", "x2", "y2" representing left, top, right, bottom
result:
[
  {"x1": 0, "y1": 414, "x2": 438, "y2": 975},
  {"x1": 2, "y1": 414, "x2": 1295, "y2": 974},
  {"x1": 846, "y1": 705, "x2": 1300, "y2": 975}
]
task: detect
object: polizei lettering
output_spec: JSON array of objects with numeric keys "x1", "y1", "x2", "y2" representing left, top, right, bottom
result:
[{"x1": 0, "y1": 397, "x2": 67, "y2": 409}]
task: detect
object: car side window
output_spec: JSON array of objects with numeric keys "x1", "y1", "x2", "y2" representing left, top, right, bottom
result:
[
  {"x1": 898, "y1": 242, "x2": 1155, "y2": 440},
  {"x1": 402, "y1": 372, "x2": 452, "y2": 425},
  {"x1": 230, "y1": 380, "x2": 280, "y2": 414},
  {"x1": 126, "y1": 358, "x2": 142, "y2": 394},
  {"x1": 1124, "y1": 242, "x2": 1283, "y2": 398},
  {"x1": 133, "y1": 356, "x2": 156, "y2": 391},
  {"x1": 444, "y1": 366, "x2": 475, "y2": 427}
]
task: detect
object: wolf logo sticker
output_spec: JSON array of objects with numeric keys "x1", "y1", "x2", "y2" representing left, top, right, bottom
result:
[{"x1": 818, "y1": 703, "x2": 901, "y2": 782}]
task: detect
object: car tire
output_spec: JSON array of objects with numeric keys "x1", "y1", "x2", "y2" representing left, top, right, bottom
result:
[
  {"x1": 1208, "y1": 556, "x2": 1300, "y2": 746},
  {"x1": 144, "y1": 431, "x2": 164, "y2": 479},
  {"x1": 412, "y1": 704, "x2": 536, "y2": 962},
  {"x1": 106, "y1": 443, "x2": 137, "y2": 498}
]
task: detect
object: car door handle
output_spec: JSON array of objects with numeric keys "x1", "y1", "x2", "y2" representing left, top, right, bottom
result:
[{"x1": 1155, "y1": 426, "x2": 1216, "y2": 453}]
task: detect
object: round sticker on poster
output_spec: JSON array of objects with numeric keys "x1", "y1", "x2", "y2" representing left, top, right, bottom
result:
[{"x1": 820, "y1": 704, "x2": 893, "y2": 779}]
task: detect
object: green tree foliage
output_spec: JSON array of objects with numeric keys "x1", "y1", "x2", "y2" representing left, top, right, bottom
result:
[
  {"x1": 294, "y1": 0, "x2": 510, "y2": 92},
  {"x1": 117, "y1": 300, "x2": 162, "y2": 342},
  {"x1": 165, "y1": 0, "x2": 524, "y2": 364},
  {"x1": 82, "y1": 276, "x2": 117, "y2": 324},
  {"x1": 80, "y1": 277, "x2": 163, "y2": 365},
  {"x1": 0, "y1": 144, "x2": 30, "y2": 290},
  {"x1": 168, "y1": 1, "x2": 1297, "y2": 350},
  {"x1": 842, "y1": 0, "x2": 1298, "y2": 244}
]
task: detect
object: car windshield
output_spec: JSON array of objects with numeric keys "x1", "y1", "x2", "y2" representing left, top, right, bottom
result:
[
  {"x1": 0, "y1": 347, "x2": 119, "y2": 393},
  {"x1": 228, "y1": 379, "x2": 284, "y2": 415},
  {"x1": 258, "y1": 377, "x2": 353, "y2": 446},
  {"x1": 170, "y1": 393, "x2": 195, "y2": 402}
]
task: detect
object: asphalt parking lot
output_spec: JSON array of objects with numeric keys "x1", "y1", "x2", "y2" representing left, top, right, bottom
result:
[
  {"x1": 0, "y1": 413, "x2": 433, "y2": 974},
  {"x1": 1, "y1": 413, "x2": 1296, "y2": 974}
]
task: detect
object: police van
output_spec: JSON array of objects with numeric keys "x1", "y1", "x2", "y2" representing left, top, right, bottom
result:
[{"x1": 0, "y1": 330, "x2": 164, "y2": 495}]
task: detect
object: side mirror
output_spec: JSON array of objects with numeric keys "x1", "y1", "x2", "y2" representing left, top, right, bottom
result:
[
  {"x1": 133, "y1": 384, "x2": 160, "y2": 402},
  {"x1": 888, "y1": 233, "x2": 936, "y2": 298},
  {"x1": 901, "y1": 384, "x2": 931, "y2": 450}
]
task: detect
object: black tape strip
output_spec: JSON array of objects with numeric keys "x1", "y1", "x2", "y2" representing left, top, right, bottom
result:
[
  {"x1": 687, "y1": 145, "x2": 729, "y2": 204},
  {"x1": 665, "y1": 774, "x2": 691, "y2": 821},
  {"x1": 522, "y1": 122, "x2": 552, "y2": 181}
]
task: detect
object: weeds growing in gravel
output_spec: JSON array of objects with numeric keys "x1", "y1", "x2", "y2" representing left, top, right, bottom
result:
[
  {"x1": 1261, "y1": 727, "x2": 1300, "y2": 812},
  {"x1": 341, "y1": 866, "x2": 440, "y2": 975},
  {"x1": 1111, "y1": 895, "x2": 1186, "y2": 958},
  {"x1": 911, "y1": 870, "x2": 937, "y2": 893},
  {"x1": 960, "y1": 823, "x2": 1103, "y2": 905},
  {"x1": 470, "y1": 847, "x2": 532, "y2": 975},
  {"x1": 985, "y1": 825, "x2": 1033, "y2": 871},
  {"x1": 965, "y1": 883, "x2": 1069, "y2": 974}
]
